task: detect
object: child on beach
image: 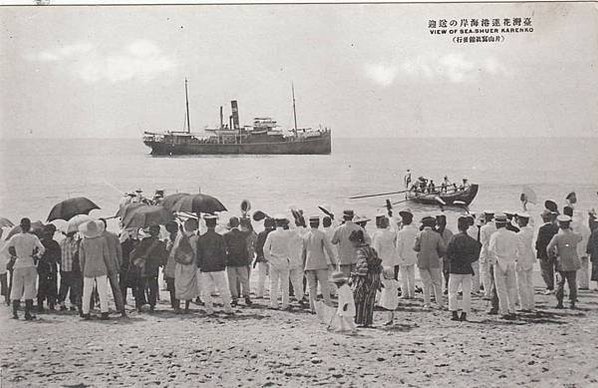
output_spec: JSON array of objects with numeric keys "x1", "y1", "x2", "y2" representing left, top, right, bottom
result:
[
  {"x1": 330, "y1": 271, "x2": 356, "y2": 333},
  {"x1": 379, "y1": 266, "x2": 400, "y2": 325}
]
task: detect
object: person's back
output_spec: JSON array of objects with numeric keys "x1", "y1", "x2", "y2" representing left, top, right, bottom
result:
[
  {"x1": 197, "y1": 229, "x2": 227, "y2": 272},
  {"x1": 489, "y1": 227, "x2": 518, "y2": 269},
  {"x1": 264, "y1": 227, "x2": 290, "y2": 269},
  {"x1": 224, "y1": 228, "x2": 250, "y2": 267},
  {"x1": 396, "y1": 223, "x2": 418, "y2": 265},
  {"x1": 536, "y1": 220, "x2": 559, "y2": 260},
  {"x1": 102, "y1": 230, "x2": 122, "y2": 275},
  {"x1": 79, "y1": 235, "x2": 110, "y2": 278},
  {"x1": 548, "y1": 228, "x2": 582, "y2": 271},
  {"x1": 447, "y1": 232, "x2": 480, "y2": 274},
  {"x1": 479, "y1": 222, "x2": 497, "y2": 262},
  {"x1": 372, "y1": 226, "x2": 397, "y2": 268},
  {"x1": 331, "y1": 221, "x2": 363, "y2": 265},
  {"x1": 415, "y1": 226, "x2": 445, "y2": 269}
]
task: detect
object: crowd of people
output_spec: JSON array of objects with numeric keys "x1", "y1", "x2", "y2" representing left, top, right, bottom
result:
[{"x1": 2, "y1": 195, "x2": 598, "y2": 332}]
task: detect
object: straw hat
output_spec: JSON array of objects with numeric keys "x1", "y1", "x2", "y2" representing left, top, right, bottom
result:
[{"x1": 79, "y1": 220, "x2": 104, "y2": 238}]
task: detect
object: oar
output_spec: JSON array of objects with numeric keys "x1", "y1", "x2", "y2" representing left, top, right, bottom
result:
[
  {"x1": 350, "y1": 189, "x2": 409, "y2": 200},
  {"x1": 391, "y1": 199, "x2": 410, "y2": 206}
]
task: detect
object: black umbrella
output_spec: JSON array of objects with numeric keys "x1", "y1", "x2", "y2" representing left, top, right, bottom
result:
[
  {"x1": 122, "y1": 205, "x2": 174, "y2": 229},
  {"x1": 47, "y1": 197, "x2": 100, "y2": 222},
  {"x1": 162, "y1": 193, "x2": 190, "y2": 212},
  {"x1": 116, "y1": 202, "x2": 146, "y2": 219},
  {"x1": 172, "y1": 193, "x2": 227, "y2": 215}
]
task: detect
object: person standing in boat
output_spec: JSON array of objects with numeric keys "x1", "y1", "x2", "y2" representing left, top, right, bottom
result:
[
  {"x1": 441, "y1": 176, "x2": 451, "y2": 193},
  {"x1": 404, "y1": 169, "x2": 412, "y2": 189}
]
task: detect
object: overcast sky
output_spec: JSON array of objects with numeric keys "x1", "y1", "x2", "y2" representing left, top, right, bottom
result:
[{"x1": 0, "y1": 2, "x2": 596, "y2": 139}]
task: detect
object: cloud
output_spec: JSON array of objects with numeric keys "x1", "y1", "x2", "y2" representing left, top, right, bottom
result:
[
  {"x1": 366, "y1": 54, "x2": 510, "y2": 86},
  {"x1": 30, "y1": 40, "x2": 176, "y2": 83},
  {"x1": 364, "y1": 63, "x2": 398, "y2": 87},
  {"x1": 36, "y1": 43, "x2": 93, "y2": 62}
]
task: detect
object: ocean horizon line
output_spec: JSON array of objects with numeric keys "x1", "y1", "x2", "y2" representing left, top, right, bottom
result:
[{"x1": 1, "y1": 135, "x2": 598, "y2": 141}]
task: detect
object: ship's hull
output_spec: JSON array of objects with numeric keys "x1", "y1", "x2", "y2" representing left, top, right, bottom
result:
[
  {"x1": 406, "y1": 184, "x2": 479, "y2": 206},
  {"x1": 144, "y1": 134, "x2": 331, "y2": 156}
]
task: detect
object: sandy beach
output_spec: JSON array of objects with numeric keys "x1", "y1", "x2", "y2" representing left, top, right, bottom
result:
[{"x1": 2, "y1": 273, "x2": 598, "y2": 388}]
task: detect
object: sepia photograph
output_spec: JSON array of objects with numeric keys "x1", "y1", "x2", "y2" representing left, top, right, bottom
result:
[{"x1": 0, "y1": 1, "x2": 597, "y2": 386}]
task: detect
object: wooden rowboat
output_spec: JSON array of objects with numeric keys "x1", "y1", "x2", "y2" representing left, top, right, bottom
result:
[{"x1": 406, "y1": 184, "x2": 479, "y2": 206}]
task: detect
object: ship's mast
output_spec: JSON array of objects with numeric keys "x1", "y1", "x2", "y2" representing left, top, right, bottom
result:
[
  {"x1": 292, "y1": 82, "x2": 298, "y2": 136},
  {"x1": 185, "y1": 78, "x2": 191, "y2": 133}
]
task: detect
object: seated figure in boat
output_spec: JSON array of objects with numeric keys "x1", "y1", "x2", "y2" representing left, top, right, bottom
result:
[{"x1": 459, "y1": 178, "x2": 471, "y2": 191}]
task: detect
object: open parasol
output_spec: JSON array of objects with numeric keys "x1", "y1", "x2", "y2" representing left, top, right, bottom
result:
[
  {"x1": 47, "y1": 197, "x2": 100, "y2": 222},
  {"x1": 0, "y1": 218, "x2": 14, "y2": 228},
  {"x1": 162, "y1": 193, "x2": 190, "y2": 212},
  {"x1": 122, "y1": 205, "x2": 174, "y2": 229},
  {"x1": 172, "y1": 193, "x2": 227, "y2": 215},
  {"x1": 66, "y1": 214, "x2": 94, "y2": 234}
]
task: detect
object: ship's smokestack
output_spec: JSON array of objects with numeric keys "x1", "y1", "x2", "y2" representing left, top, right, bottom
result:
[
  {"x1": 231, "y1": 100, "x2": 239, "y2": 130},
  {"x1": 229, "y1": 115, "x2": 233, "y2": 129},
  {"x1": 220, "y1": 106, "x2": 224, "y2": 129}
]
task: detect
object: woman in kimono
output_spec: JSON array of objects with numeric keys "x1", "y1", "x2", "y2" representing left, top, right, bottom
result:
[
  {"x1": 350, "y1": 230, "x2": 383, "y2": 327},
  {"x1": 174, "y1": 218, "x2": 199, "y2": 313}
]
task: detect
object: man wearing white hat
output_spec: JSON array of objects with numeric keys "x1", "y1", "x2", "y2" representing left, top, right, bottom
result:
[
  {"x1": 78, "y1": 220, "x2": 111, "y2": 320},
  {"x1": 264, "y1": 215, "x2": 292, "y2": 310},
  {"x1": 488, "y1": 213, "x2": 518, "y2": 319},
  {"x1": 515, "y1": 212, "x2": 536, "y2": 311},
  {"x1": 479, "y1": 210, "x2": 497, "y2": 301},
  {"x1": 546, "y1": 215, "x2": 582, "y2": 309},
  {"x1": 396, "y1": 209, "x2": 418, "y2": 299}
]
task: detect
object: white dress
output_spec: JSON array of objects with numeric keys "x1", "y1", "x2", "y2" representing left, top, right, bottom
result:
[{"x1": 379, "y1": 277, "x2": 399, "y2": 310}]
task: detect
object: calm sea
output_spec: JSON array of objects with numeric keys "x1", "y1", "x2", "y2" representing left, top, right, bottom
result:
[{"x1": 1, "y1": 137, "x2": 597, "y2": 232}]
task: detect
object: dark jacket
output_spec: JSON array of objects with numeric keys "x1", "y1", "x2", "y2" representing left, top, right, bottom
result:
[
  {"x1": 132, "y1": 236, "x2": 166, "y2": 277},
  {"x1": 447, "y1": 232, "x2": 481, "y2": 275},
  {"x1": 196, "y1": 229, "x2": 227, "y2": 272},
  {"x1": 38, "y1": 238, "x2": 61, "y2": 274},
  {"x1": 588, "y1": 229, "x2": 598, "y2": 262},
  {"x1": 536, "y1": 223, "x2": 559, "y2": 260},
  {"x1": 224, "y1": 228, "x2": 250, "y2": 267}
]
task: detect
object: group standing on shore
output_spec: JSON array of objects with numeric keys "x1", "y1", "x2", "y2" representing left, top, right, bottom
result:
[{"x1": 2, "y1": 192, "x2": 598, "y2": 331}]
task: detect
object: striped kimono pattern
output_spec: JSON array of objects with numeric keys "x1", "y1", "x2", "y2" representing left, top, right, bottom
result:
[{"x1": 352, "y1": 245, "x2": 383, "y2": 326}]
